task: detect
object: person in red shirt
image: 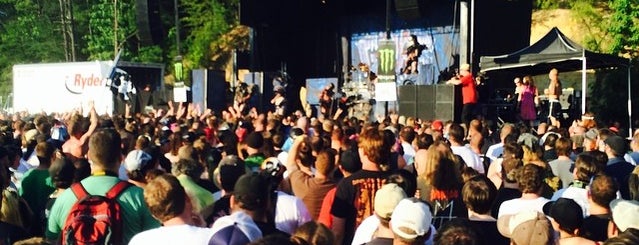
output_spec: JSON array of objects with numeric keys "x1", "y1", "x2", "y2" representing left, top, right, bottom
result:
[{"x1": 446, "y1": 63, "x2": 478, "y2": 125}]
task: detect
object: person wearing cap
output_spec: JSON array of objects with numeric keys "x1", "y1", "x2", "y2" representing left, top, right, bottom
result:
[
  {"x1": 582, "y1": 128, "x2": 600, "y2": 152},
  {"x1": 123, "y1": 149, "x2": 154, "y2": 188},
  {"x1": 446, "y1": 63, "x2": 478, "y2": 125},
  {"x1": 497, "y1": 210, "x2": 554, "y2": 245},
  {"x1": 118, "y1": 136, "x2": 153, "y2": 180},
  {"x1": 355, "y1": 173, "x2": 435, "y2": 245},
  {"x1": 580, "y1": 174, "x2": 618, "y2": 242},
  {"x1": 208, "y1": 155, "x2": 248, "y2": 225},
  {"x1": 430, "y1": 120, "x2": 444, "y2": 133},
  {"x1": 352, "y1": 183, "x2": 406, "y2": 245},
  {"x1": 602, "y1": 135, "x2": 634, "y2": 199},
  {"x1": 597, "y1": 128, "x2": 616, "y2": 152},
  {"x1": 331, "y1": 127, "x2": 392, "y2": 245},
  {"x1": 243, "y1": 132, "x2": 266, "y2": 171},
  {"x1": 546, "y1": 198, "x2": 598, "y2": 244},
  {"x1": 217, "y1": 172, "x2": 287, "y2": 238},
  {"x1": 129, "y1": 174, "x2": 213, "y2": 245},
  {"x1": 606, "y1": 199, "x2": 639, "y2": 243},
  {"x1": 390, "y1": 198, "x2": 433, "y2": 245}
]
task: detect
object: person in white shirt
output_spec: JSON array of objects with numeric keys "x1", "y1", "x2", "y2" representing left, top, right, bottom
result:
[
  {"x1": 448, "y1": 123, "x2": 484, "y2": 174},
  {"x1": 551, "y1": 154, "x2": 601, "y2": 216},
  {"x1": 129, "y1": 174, "x2": 213, "y2": 245},
  {"x1": 485, "y1": 124, "x2": 515, "y2": 162},
  {"x1": 400, "y1": 126, "x2": 417, "y2": 165},
  {"x1": 498, "y1": 164, "x2": 550, "y2": 217}
]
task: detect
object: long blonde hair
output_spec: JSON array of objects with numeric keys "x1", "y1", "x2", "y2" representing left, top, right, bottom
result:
[
  {"x1": 1, "y1": 189, "x2": 26, "y2": 228},
  {"x1": 420, "y1": 141, "x2": 462, "y2": 191},
  {"x1": 523, "y1": 75, "x2": 536, "y2": 88}
]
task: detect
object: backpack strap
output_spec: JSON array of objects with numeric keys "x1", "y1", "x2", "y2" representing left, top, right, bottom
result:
[
  {"x1": 70, "y1": 182, "x2": 89, "y2": 200},
  {"x1": 105, "y1": 181, "x2": 131, "y2": 199}
]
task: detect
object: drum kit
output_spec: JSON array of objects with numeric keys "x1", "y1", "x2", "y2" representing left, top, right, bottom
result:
[{"x1": 341, "y1": 69, "x2": 375, "y2": 120}]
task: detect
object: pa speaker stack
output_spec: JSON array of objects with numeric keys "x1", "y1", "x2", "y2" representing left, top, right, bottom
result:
[
  {"x1": 394, "y1": 0, "x2": 427, "y2": 20},
  {"x1": 136, "y1": 0, "x2": 164, "y2": 45}
]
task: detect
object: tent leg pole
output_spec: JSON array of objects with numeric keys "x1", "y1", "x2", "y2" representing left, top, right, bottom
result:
[
  {"x1": 581, "y1": 58, "x2": 587, "y2": 114},
  {"x1": 628, "y1": 65, "x2": 633, "y2": 138}
]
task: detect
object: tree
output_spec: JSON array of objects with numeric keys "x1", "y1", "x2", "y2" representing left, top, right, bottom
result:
[
  {"x1": 180, "y1": 0, "x2": 235, "y2": 68},
  {"x1": 607, "y1": 0, "x2": 639, "y2": 57},
  {"x1": 569, "y1": 0, "x2": 609, "y2": 52},
  {"x1": 588, "y1": 0, "x2": 639, "y2": 129},
  {"x1": 0, "y1": 0, "x2": 65, "y2": 96},
  {"x1": 84, "y1": 0, "x2": 137, "y2": 60}
]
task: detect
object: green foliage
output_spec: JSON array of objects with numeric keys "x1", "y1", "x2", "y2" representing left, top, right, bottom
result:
[
  {"x1": 569, "y1": 1, "x2": 607, "y2": 52},
  {"x1": 84, "y1": 0, "x2": 137, "y2": 60},
  {"x1": 180, "y1": 0, "x2": 234, "y2": 68},
  {"x1": 0, "y1": 0, "x2": 243, "y2": 95},
  {"x1": 588, "y1": 68, "x2": 631, "y2": 127},
  {"x1": 0, "y1": 0, "x2": 65, "y2": 96},
  {"x1": 607, "y1": 0, "x2": 639, "y2": 57},
  {"x1": 133, "y1": 46, "x2": 164, "y2": 63}
]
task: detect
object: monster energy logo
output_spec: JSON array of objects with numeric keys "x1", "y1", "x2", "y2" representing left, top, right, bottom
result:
[{"x1": 378, "y1": 48, "x2": 395, "y2": 75}]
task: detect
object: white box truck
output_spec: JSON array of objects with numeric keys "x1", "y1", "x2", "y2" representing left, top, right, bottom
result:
[{"x1": 12, "y1": 61, "x2": 116, "y2": 115}]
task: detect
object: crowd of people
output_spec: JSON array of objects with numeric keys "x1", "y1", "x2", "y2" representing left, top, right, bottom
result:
[{"x1": 1, "y1": 92, "x2": 639, "y2": 245}]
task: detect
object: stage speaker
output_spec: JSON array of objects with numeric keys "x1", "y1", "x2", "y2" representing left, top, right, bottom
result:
[
  {"x1": 416, "y1": 85, "x2": 435, "y2": 120},
  {"x1": 136, "y1": 0, "x2": 164, "y2": 45},
  {"x1": 395, "y1": 0, "x2": 426, "y2": 20},
  {"x1": 435, "y1": 85, "x2": 455, "y2": 121},
  {"x1": 398, "y1": 85, "x2": 417, "y2": 117},
  {"x1": 206, "y1": 71, "x2": 228, "y2": 114},
  {"x1": 152, "y1": 90, "x2": 169, "y2": 107}
]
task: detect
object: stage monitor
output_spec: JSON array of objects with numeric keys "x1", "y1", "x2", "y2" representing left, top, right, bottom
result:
[{"x1": 305, "y1": 78, "x2": 338, "y2": 105}]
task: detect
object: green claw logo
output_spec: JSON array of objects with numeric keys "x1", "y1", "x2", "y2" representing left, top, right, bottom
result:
[
  {"x1": 378, "y1": 40, "x2": 396, "y2": 76},
  {"x1": 378, "y1": 49, "x2": 395, "y2": 74}
]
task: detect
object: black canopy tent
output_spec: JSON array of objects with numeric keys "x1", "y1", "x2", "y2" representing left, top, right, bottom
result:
[{"x1": 479, "y1": 27, "x2": 632, "y2": 136}]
